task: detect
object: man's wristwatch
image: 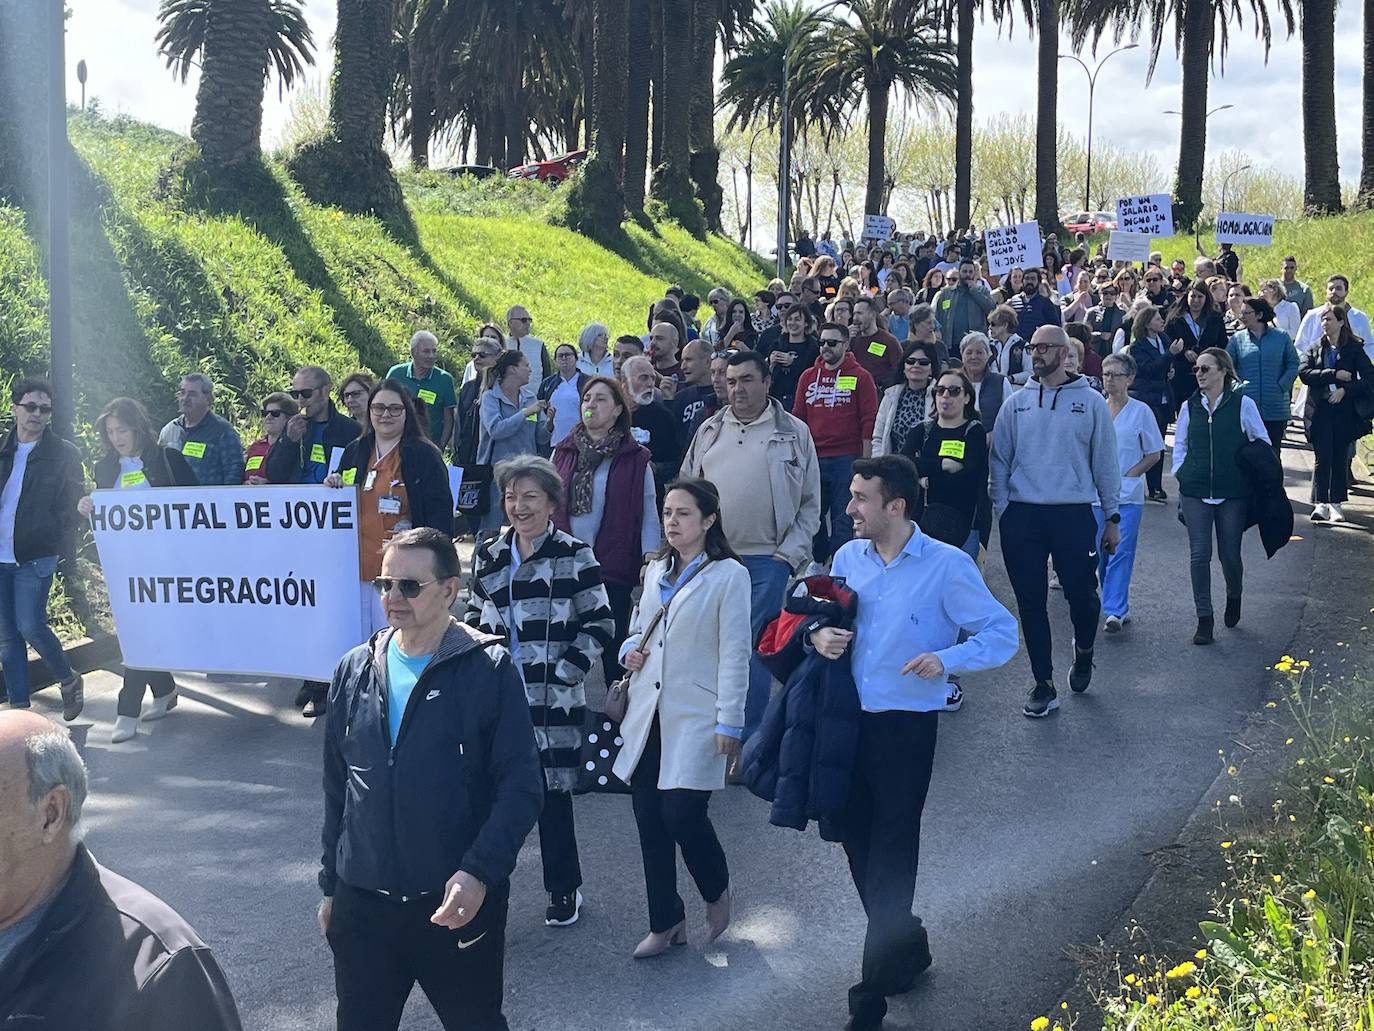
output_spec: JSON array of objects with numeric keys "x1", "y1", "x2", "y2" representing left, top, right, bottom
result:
[{"x1": 1106, "y1": 512, "x2": 1122, "y2": 524}]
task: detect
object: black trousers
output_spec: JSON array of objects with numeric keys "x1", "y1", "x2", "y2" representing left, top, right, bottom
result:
[
  {"x1": 116, "y1": 669, "x2": 176, "y2": 719},
  {"x1": 999, "y1": 502, "x2": 1101, "y2": 685},
  {"x1": 1308, "y1": 414, "x2": 1354, "y2": 504},
  {"x1": 603, "y1": 582, "x2": 635, "y2": 685},
  {"x1": 630, "y1": 717, "x2": 729, "y2": 932},
  {"x1": 538, "y1": 786, "x2": 582, "y2": 895},
  {"x1": 1263, "y1": 419, "x2": 1287, "y2": 459},
  {"x1": 1145, "y1": 403, "x2": 1171, "y2": 494},
  {"x1": 327, "y1": 880, "x2": 510, "y2": 1031},
  {"x1": 840, "y1": 710, "x2": 939, "y2": 1026}
]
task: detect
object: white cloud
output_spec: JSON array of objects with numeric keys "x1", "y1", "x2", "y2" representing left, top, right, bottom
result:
[{"x1": 63, "y1": 0, "x2": 1363, "y2": 181}]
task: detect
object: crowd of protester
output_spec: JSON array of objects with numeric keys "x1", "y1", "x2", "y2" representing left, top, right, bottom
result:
[{"x1": 0, "y1": 222, "x2": 1368, "y2": 1031}]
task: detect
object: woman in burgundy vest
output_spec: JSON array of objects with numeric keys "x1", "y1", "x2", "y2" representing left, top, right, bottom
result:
[{"x1": 553, "y1": 376, "x2": 662, "y2": 683}]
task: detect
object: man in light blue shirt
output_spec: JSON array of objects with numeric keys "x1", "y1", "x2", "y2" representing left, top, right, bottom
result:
[{"x1": 809, "y1": 454, "x2": 1016, "y2": 1031}]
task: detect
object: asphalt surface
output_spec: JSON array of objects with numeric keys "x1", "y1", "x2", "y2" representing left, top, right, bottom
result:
[{"x1": 36, "y1": 433, "x2": 1328, "y2": 1031}]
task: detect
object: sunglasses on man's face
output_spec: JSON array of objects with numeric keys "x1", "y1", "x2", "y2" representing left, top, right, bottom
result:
[
  {"x1": 288, "y1": 388, "x2": 315, "y2": 400},
  {"x1": 933, "y1": 384, "x2": 963, "y2": 396},
  {"x1": 16, "y1": 402, "x2": 52, "y2": 415},
  {"x1": 341, "y1": 389, "x2": 367, "y2": 402},
  {"x1": 1145, "y1": 277, "x2": 1163, "y2": 284},
  {"x1": 372, "y1": 577, "x2": 437, "y2": 599},
  {"x1": 261, "y1": 408, "x2": 286, "y2": 419}
]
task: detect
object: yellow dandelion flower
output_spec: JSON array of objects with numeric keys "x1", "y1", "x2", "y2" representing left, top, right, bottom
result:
[
  {"x1": 1303, "y1": 889, "x2": 1316, "y2": 900},
  {"x1": 1220, "y1": 841, "x2": 1234, "y2": 849},
  {"x1": 1165, "y1": 961, "x2": 1196, "y2": 979},
  {"x1": 1031, "y1": 1018, "x2": 1049, "y2": 1031},
  {"x1": 1185, "y1": 986, "x2": 1201, "y2": 999},
  {"x1": 1195, "y1": 949, "x2": 1207, "y2": 959},
  {"x1": 1285, "y1": 738, "x2": 1294, "y2": 745},
  {"x1": 1266, "y1": 701, "x2": 1277, "y2": 708},
  {"x1": 1145, "y1": 993, "x2": 1160, "y2": 1006},
  {"x1": 1265, "y1": 1015, "x2": 1278, "y2": 1024},
  {"x1": 1324, "y1": 776, "x2": 1336, "y2": 784},
  {"x1": 1273, "y1": 874, "x2": 1282, "y2": 883},
  {"x1": 1124, "y1": 973, "x2": 1137, "y2": 985}
]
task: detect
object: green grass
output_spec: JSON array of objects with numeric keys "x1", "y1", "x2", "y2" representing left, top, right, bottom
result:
[
  {"x1": 1043, "y1": 660, "x2": 1374, "y2": 1031},
  {"x1": 1150, "y1": 214, "x2": 1374, "y2": 311},
  {"x1": 0, "y1": 111, "x2": 768, "y2": 435}
]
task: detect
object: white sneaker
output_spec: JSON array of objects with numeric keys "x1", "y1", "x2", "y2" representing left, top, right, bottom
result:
[
  {"x1": 141, "y1": 690, "x2": 178, "y2": 722},
  {"x1": 1311, "y1": 504, "x2": 1330, "y2": 522},
  {"x1": 1104, "y1": 614, "x2": 1123, "y2": 634},
  {"x1": 942, "y1": 684, "x2": 964, "y2": 712},
  {"x1": 1328, "y1": 503, "x2": 1347, "y2": 522},
  {"x1": 111, "y1": 715, "x2": 139, "y2": 743}
]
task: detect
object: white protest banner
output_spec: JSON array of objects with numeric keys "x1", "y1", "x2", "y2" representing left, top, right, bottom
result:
[
  {"x1": 984, "y1": 221, "x2": 1042, "y2": 276},
  {"x1": 448, "y1": 465, "x2": 465, "y2": 514},
  {"x1": 1215, "y1": 212, "x2": 1276, "y2": 246},
  {"x1": 862, "y1": 213, "x2": 896, "y2": 241},
  {"x1": 1107, "y1": 230, "x2": 1152, "y2": 263},
  {"x1": 1115, "y1": 194, "x2": 1174, "y2": 238},
  {"x1": 89, "y1": 485, "x2": 362, "y2": 681}
]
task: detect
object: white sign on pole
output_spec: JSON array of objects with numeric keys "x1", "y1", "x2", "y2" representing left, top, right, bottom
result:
[
  {"x1": 89, "y1": 485, "x2": 363, "y2": 681},
  {"x1": 1115, "y1": 194, "x2": 1174, "y2": 238},
  {"x1": 1107, "y1": 230, "x2": 1153, "y2": 263},
  {"x1": 862, "y1": 213, "x2": 896, "y2": 241},
  {"x1": 984, "y1": 221, "x2": 1042, "y2": 276},
  {"x1": 1215, "y1": 212, "x2": 1276, "y2": 246}
]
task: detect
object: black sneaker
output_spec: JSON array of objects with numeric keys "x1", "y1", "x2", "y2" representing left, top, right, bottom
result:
[
  {"x1": 941, "y1": 684, "x2": 964, "y2": 712},
  {"x1": 545, "y1": 889, "x2": 583, "y2": 927},
  {"x1": 59, "y1": 673, "x2": 84, "y2": 722},
  {"x1": 1023, "y1": 681, "x2": 1058, "y2": 718},
  {"x1": 1069, "y1": 643, "x2": 1094, "y2": 693},
  {"x1": 1193, "y1": 616, "x2": 1214, "y2": 645}
]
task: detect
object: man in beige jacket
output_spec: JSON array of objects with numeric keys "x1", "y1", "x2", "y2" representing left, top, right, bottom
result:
[{"x1": 681, "y1": 350, "x2": 821, "y2": 740}]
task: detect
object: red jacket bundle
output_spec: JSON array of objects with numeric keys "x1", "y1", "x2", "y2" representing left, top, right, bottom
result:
[{"x1": 792, "y1": 352, "x2": 878, "y2": 458}]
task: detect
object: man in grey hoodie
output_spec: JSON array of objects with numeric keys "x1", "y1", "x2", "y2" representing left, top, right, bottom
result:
[{"x1": 990, "y1": 326, "x2": 1122, "y2": 719}]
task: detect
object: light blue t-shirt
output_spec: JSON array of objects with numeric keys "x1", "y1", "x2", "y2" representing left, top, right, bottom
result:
[{"x1": 385, "y1": 635, "x2": 433, "y2": 745}]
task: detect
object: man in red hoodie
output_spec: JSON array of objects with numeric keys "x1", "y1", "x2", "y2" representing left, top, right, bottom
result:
[{"x1": 793, "y1": 322, "x2": 879, "y2": 566}]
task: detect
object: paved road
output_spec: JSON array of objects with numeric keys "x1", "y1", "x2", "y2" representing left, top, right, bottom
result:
[{"x1": 36, "y1": 441, "x2": 1327, "y2": 1031}]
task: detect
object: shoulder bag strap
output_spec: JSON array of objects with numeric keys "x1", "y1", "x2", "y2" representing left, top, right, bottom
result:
[{"x1": 635, "y1": 559, "x2": 712, "y2": 659}]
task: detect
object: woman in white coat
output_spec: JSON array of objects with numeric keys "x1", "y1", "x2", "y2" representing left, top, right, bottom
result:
[{"x1": 613, "y1": 478, "x2": 751, "y2": 959}]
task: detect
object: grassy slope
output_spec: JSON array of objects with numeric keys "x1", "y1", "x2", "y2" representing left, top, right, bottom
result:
[
  {"x1": 1152, "y1": 214, "x2": 1374, "y2": 310},
  {"x1": 0, "y1": 113, "x2": 767, "y2": 430}
]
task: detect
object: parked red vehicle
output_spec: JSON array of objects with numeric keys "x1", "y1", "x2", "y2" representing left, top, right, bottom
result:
[
  {"x1": 507, "y1": 149, "x2": 589, "y2": 186},
  {"x1": 1061, "y1": 211, "x2": 1118, "y2": 234}
]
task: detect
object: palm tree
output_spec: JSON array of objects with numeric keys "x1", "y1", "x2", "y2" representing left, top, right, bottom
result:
[
  {"x1": 1301, "y1": 0, "x2": 1342, "y2": 213},
  {"x1": 1362, "y1": 0, "x2": 1374, "y2": 207},
  {"x1": 625, "y1": 0, "x2": 652, "y2": 212},
  {"x1": 651, "y1": 0, "x2": 706, "y2": 234},
  {"x1": 1034, "y1": 0, "x2": 1059, "y2": 232},
  {"x1": 156, "y1": 0, "x2": 315, "y2": 167},
  {"x1": 797, "y1": 0, "x2": 958, "y2": 216},
  {"x1": 564, "y1": 0, "x2": 630, "y2": 237},
  {"x1": 690, "y1": 0, "x2": 725, "y2": 231},
  {"x1": 930, "y1": 0, "x2": 1034, "y2": 232},
  {"x1": 1065, "y1": 0, "x2": 1293, "y2": 231},
  {"x1": 718, "y1": 0, "x2": 844, "y2": 137}
]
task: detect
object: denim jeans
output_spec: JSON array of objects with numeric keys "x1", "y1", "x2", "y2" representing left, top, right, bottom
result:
[
  {"x1": 1093, "y1": 504, "x2": 1144, "y2": 620},
  {"x1": 0, "y1": 555, "x2": 75, "y2": 707},
  {"x1": 813, "y1": 455, "x2": 857, "y2": 563},
  {"x1": 740, "y1": 554, "x2": 792, "y2": 740},
  {"x1": 1180, "y1": 496, "x2": 1246, "y2": 618}
]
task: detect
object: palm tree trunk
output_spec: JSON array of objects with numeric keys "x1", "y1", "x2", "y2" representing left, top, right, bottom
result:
[
  {"x1": 408, "y1": 37, "x2": 432, "y2": 169},
  {"x1": 688, "y1": 0, "x2": 723, "y2": 231},
  {"x1": 625, "y1": 0, "x2": 652, "y2": 212},
  {"x1": 1361, "y1": 0, "x2": 1374, "y2": 206},
  {"x1": 953, "y1": 0, "x2": 974, "y2": 231},
  {"x1": 328, "y1": 0, "x2": 394, "y2": 155},
  {"x1": 191, "y1": 0, "x2": 272, "y2": 167},
  {"x1": 650, "y1": 0, "x2": 665, "y2": 169},
  {"x1": 1173, "y1": 0, "x2": 1212, "y2": 230},
  {"x1": 865, "y1": 81, "x2": 889, "y2": 216},
  {"x1": 577, "y1": 21, "x2": 595, "y2": 150},
  {"x1": 562, "y1": 0, "x2": 628, "y2": 235},
  {"x1": 1033, "y1": 0, "x2": 1059, "y2": 232},
  {"x1": 650, "y1": 0, "x2": 705, "y2": 234},
  {"x1": 1301, "y1": 0, "x2": 1343, "y2": 213}
]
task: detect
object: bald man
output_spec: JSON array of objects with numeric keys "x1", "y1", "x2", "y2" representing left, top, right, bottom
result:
[
  {"x1": 387, "y1": 330, "x2": 457, "y2": 447},
  {"x1": 0, "y1": 711, "x2": 242, "y2": 1028}
]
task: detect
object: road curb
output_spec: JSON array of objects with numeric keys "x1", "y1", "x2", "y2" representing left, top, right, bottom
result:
[{"x1": 0, "y1": 632, "x2": 121, "y2": 702}]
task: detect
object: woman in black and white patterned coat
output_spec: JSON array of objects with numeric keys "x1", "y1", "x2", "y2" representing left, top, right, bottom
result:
[{"x1": 465, "y1": 454, "x2": 615, "y2": 929}]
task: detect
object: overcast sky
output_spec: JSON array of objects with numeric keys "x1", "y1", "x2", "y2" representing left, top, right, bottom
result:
[{"x1": 66, "y1": 0, "x2": 1366, "y2": 184}]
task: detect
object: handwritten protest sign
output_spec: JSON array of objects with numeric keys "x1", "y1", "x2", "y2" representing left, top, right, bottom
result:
[
  {"x1": 984, "y1": 221, "x2": 1041, "y2": 276},
  {"x1": 1215, "y1": 212, "x2": 1275, "y2": 246},
  {"x1": 1115, "y1": 195, "x2": 1174, "y2": 238}
]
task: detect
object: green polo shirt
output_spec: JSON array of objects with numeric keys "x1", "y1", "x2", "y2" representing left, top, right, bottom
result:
[{"x1": 386, "y1": 361, "x2": 457, "y2": 442}]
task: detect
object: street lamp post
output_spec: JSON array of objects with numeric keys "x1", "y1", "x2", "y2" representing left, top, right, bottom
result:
[
  {"x1": 47, "y1": 0, "x2": 74, "y2": 440},
  {"x1": 777, "y1": 0, "x2": 846, "y2": 280},
  {"x1": 1220, "y1": 164, "x2": 1251, "y2": 216},
  {"x1": 745, "y1": 126, "x2": 766, "y2": 254},
  {"x1": 1058, "y1": 43, "x2": 1138, "y2": 213}
]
